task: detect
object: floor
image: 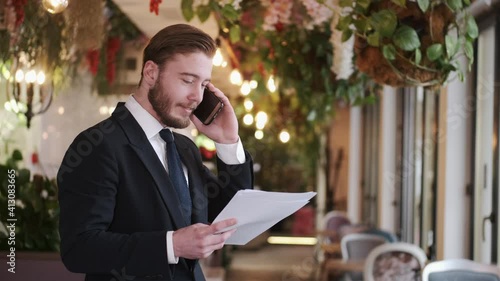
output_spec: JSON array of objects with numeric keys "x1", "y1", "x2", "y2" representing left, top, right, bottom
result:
[{"x1": 224, "y1": 244, "x2": 318, "y2": 281}]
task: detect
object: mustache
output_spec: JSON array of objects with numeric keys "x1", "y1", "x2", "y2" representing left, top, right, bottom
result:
[{"x1": 181, "y1": 102, "x2": 198, "y2": 111}]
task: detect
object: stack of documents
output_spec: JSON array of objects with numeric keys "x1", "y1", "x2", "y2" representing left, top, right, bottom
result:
[{"x1": 213, "y1": 189, "x2": 317, "y2": 245}]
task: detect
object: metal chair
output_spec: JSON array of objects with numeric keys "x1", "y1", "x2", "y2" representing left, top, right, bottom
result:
[
  {"x1": 341, "y1": 233, "x2": 388, "y2": 281},
  {"x1": 422, "y1": 259, "x2": 500, "y2": 281},
  {"x1": 322, "y1": 211, "x2": 352, "y2": 243},
  {"x1": 364, "y1": 242, "x2": 427, "y2": 281}
]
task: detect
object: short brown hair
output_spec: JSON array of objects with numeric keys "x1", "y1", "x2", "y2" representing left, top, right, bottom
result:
[{"x1": 142, "y1": 24, "x2": 216, "y2": 73}]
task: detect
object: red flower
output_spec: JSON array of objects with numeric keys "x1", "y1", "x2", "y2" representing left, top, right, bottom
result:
[
  {"x1": 31, "y1": 152, "x2": 39, "y2": 165},
  {"x1": 106, "y1": 37, "x2": 121, "y2": 85},
  {"x1": 149, "y1": 0, "x2": 162, "y2": 15},
  {"x1": 86, "y1": 50, "x2": 100, "y2": 76},
  {"x1": 274, "y1": 22, "x2": 284, "y2": 32}
]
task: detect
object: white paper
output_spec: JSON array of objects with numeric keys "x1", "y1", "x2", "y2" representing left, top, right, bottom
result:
[{"x1": 213, "y1": 190, "x2": 316, "y2": 245}]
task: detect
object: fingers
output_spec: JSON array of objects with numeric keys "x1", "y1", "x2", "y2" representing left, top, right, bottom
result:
[
  {"x1": 172, "y1": 220, "x2": 238, "y2": 259},
  {"x1": 207, "y1": 83, "x2": 230, "y2": 105},
  {"x1": 208, "y1": 218, "x2": 237, "y2": 235}
]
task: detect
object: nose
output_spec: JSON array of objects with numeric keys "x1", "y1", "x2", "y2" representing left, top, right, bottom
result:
[{"x1": 188, "y1": 87, "x2": 204, "y2": 105}]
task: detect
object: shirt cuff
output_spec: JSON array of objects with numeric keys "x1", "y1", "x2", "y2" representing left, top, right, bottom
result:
[
  {"x1": 166, "y1": 231, "x2": 179, "y2": 264},
  {"x1": 215, "y1": 137, "x2": 246, "y2": 164}
]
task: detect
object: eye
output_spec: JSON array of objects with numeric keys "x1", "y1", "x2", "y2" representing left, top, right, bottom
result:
[{"x1": 182, "y1": 79, "x2": 194, "y2": 84}]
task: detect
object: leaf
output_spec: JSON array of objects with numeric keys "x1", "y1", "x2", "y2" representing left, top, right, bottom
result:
[
  {"x1": 393, "y1": 25, "x2": 420, "y2": 51},
  {"x1": 382, "y1": 44, "x2": 396, "y2": 60},
  {"x1": 229, "y1": 25, "x2": 240, "y2": 43},
  {"x1": 370, "y1": 10, "x2": 397, "y2": 37},
  {"x1": 391, "y1": 0, "x2": 406, "y2": 7},
  {"x1": 417, "y1": 0, "x2": 429, "y2": 12},
  {"x1": 467, "y1": 16, "x2": 479, "y2": 39},
  {"x1": 415, "y1": 48, "x2": 422, "y2": 65},
  {"x1": 426, "y1": 43, "x2": 443, "y2": 61},
  {"x1": 339, "y1": 0, "x2": 353, "y2": 8},
  {"x1": 464, "y1": 40, "x2": 473, "y2": 61},
  {"x1": 367, "y1": 32, "x2": 380, "y2": 46},
  {"x1": 445, "y1": 35, "x2": 458, "y2": 58},
  {"x1": 341, "y1": 29, "x2": 353, "y2": 42},
  {"x1": 447, "y1": 0, "x2": 463, "y2": 11},
  {"x1": 196, "y1": 5, "x2": 211, "y2": 22},
  {"x1": 337, "y1": 16, "x2": 352, "y2": 31},
  {"x1": 356, "y1": 0, "x2": 371, "y2": 9},
  {"x1": 221, "y1": 4, "x2": 239, "y2": 21},
  {"x1": 457, "y1": 71, "x2": 465, "y2": 82},
  {"x1": 12, "y1": 149, "x2": 23, "y2": 161},
  {"x1": 463, "y1": 0, "x2": 471, "y2": 5},
  {"x1": 353, "y1": 19, "x2": 369, "y2": 33},
  {"x1": 181, "y1": 0, "x2": 194, "y2": 21}
]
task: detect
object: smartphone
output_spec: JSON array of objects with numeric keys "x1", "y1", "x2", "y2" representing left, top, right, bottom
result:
[{"x1": 193, "y1": 88, "x2": 224, "y2": 125}]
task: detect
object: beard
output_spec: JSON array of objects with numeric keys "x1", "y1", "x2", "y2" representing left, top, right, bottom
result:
[{"x1": 148, "y1": 81, "x2": 191, "y2": 129}]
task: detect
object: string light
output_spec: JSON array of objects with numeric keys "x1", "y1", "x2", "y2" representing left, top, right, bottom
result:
[
  {"x1": 213, "y1": 48, "x2": 224, "y2": 66},
  {"x1": 255, "y1": 130, "x2": 264, "y2": 140},
  {"x1": 240, "y1": 81, "x2": 251, "y2": 96},
  {"x1": 267, "y1": 75, "x2": 276, "y2": 92},
  {"x1": 42, "y1": 0, "x2": 69, "y2": 14},
  {"x1": 279, "y1": 130, "x2": 290, "y2": 143},
  {"x1": 230, "y1": 69, "x2": 243, "y2": 85},
  {"x1": 243, "y1": 114, "x2": 254, "y2": 125},
  {"x1": 255, "y1": 111, "x2": 268, "y2": 130},
  {"x1": 243, "y1": 99, "x2": 254, "y2": 111}
]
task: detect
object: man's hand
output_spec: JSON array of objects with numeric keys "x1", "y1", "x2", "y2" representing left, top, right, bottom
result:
[
  {"x1": 190, "y1": 84, "x2": 239, "y2": 144},
  {"x1": 172, "y1": 218, "x2": 237, "y2": 259}
]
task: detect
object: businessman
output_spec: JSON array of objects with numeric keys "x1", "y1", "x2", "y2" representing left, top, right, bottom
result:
[{"x1": 57, "y1": 24, "x2": 253, "y2": 281}]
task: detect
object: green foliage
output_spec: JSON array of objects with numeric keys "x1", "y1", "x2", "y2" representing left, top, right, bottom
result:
[
  {"x1": 0, "y1": 150, "x2": 60, "y2": 251},
  {"x1": 179, "y1": 0, "x2": 379, "y2": 187},
  {"x1": 337, "y1": 0, "x2": 478, "y2": 86}
]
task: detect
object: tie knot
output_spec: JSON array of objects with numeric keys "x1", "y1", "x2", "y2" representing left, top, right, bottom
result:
[{"x1": 159, "y1": 129, "x2": 174, "y2": 143}]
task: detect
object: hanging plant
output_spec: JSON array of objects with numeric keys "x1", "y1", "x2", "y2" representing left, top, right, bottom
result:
[{"x1": 336, "y1": 0, "x2": 478, "y2": 87}]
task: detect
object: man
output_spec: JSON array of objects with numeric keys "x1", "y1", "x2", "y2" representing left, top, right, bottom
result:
[{"x1": 57, "y1": 24, "x2": 253, "y2": 281}]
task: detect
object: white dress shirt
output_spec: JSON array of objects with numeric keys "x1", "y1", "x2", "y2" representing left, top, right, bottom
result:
[{"x1": 124, "y1": 95, "x2": 245, "y2": 263}]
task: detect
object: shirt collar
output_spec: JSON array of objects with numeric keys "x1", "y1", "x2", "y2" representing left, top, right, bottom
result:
[{"x1": 124, "y1": 95, "x2": 165, "y2": 139}]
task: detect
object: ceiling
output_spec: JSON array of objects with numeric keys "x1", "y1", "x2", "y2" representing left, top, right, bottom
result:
[{"x1": 112, "y1": 0, "x2": 238, "y2": 95}]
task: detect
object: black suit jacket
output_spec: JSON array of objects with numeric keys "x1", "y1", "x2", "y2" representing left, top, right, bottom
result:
[{"x1": 57, "y1": 103, "x2": 253, "y2": 281}]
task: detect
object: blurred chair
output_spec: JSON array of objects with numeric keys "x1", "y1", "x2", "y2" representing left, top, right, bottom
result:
[
  {"x1": 364, "y1": 242, "x2": 427, "y2": 281},
  {"x1": 341, "y1": 233, "x2": 388, "y2": 281},
  {"x1": 422, "y1": 259, "x2": 500, "y2": 281},
  {"x1": 315, "y1": 211, "x2": 351, "y2": 281},
  {"x1": 322, "y1": 211, "x2": 352, "y2": 243},
  {"x1": 362, "y1": 227, "x2": 399, "y2": 242}
]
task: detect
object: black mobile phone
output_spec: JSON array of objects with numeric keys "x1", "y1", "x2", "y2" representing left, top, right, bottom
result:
[{"x1": 193, "y1": 88, "x2": 224, "y2": 125}]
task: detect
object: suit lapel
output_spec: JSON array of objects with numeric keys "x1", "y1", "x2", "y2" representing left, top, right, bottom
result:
[{"x1": 112, "y1": 103, "x2": 188, "y2": 229}]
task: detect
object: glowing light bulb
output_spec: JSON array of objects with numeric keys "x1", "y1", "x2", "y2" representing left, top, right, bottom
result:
[
  {"x1": 243, "y1": 114, "x2": 253, "y2": 125},
  {"x1": 255, "y1": 111, "x2": 268, "y2": 129},
  {"x1": 42, "y1": 0, "x2": 68, "y2": 14},
  {"x1": 15, "y1": 70, "x2": 24, "y2": 82},
  {"x1": 255, "y1": 130, "x2": 264, "y2": 140},
  {"x1": 213, "y1": 49, "x2": 223, "y2": 66},
  {"x1": 267, "y1": 75, "x2": 276, "y2": 92},
  {"x1": 240, "y1": 81, "x2": 251, "y2": 96},
  {"x1": 37, "y1": 71, "x2": 46, "y2": 85},
  {"x1": 25, "y1": 70, "x2": 37, "y2": 83},
  {"x1": 279, "y1": 130, "x2": 290, "y2": 143},
  {"x1": 243, "y1": 99, "x2": 254, "y2": 111},
  {"x1": 230, "y1": 69, "x2": 242, "y2": 86}
]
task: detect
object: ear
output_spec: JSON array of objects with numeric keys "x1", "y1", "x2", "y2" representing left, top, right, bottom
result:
[{"x1": 142, "y1": 60, "x2": 159, "y2": 88}]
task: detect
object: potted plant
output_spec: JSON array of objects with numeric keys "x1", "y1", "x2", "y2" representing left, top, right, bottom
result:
[
  {"x1": 336, "y1": 0, "x2": 478, "y2": 87},
  {"x1": 0, "y1": 150, "x2": 60, "y2": 252}
]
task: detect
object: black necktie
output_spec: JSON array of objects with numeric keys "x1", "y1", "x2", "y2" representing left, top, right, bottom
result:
[{"x1": 159, "y1": 129, "x2": 192, "y2": 224}]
